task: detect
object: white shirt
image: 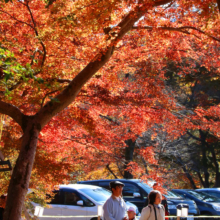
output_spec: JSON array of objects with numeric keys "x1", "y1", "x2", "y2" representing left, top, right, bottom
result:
[{"x1": 139, "y1": 204, "x2": 165, "y2": 220}]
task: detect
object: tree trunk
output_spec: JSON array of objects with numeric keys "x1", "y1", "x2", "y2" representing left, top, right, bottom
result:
[
  {"x1": 141, "y1": 157, "x2": 149, "y2": 175},
  {"x1": 210, "y1": 145, "x2": 220, "y2": 187},
  {"x1": 199, "y1": 130, "x2": 210, "y2": 188},
  {"x1": 3, "y1": 120, "x2": 40, "y2": 220},
  {"x1": 197, "y1": 171, "x2": 205, "y2": 188},
  {"x1": 182, "y1": 165, "x2": 197, "y2": 189},
  {"x1": 176, "y1": 156, "x2": 197, "y2": 189},
  {"x1": 123, "y1": 139, "x2": 135, "y2": 179}
]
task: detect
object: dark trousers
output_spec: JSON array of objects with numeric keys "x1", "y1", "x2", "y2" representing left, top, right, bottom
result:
[{"x1": 0, "y1": 207, "x2": 4, "y2": 220}]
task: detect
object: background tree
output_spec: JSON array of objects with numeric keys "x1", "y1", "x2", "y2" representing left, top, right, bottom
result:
[{"x1": 136, "y1": 58, "x2": 220, "y2": 189}]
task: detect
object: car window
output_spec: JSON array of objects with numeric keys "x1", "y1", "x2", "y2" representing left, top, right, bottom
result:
[
  {"x1": 172, "y1": 191, "x2": 185, "y2": 198},
  {"x1": 137, "y1": 182, "x2": 152, "y2": 194},
  {"x1": 64, "y1": 191, "x2": 81, "y2": 206},
  {"x1": 123, "y1": 183, "x2": 141, "y2": 198},
  {"x1": 188, "y1": 191, "x2": 220, "y2": 202},
  {"x1": 48, "y1": 191, "x2": 63, "y2": 205},
  {"x1": 80, "y1": 188, "x2": 111, "y2": 202},
  {"x1": 79, "y1": 193, "x2": 95, "y2": 207},
  {"x1": 204, "y1": 191, "x2": 220, "y2": 198},
  {"x1": 166, "y1": 191, "x2": 182, "y2": 198}
]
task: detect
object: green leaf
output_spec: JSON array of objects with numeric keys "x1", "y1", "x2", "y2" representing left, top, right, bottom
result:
[{"x1": 37, "y1": 77, "x2": 44, "y2": 84}]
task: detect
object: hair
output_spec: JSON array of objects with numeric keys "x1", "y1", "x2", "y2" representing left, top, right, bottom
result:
[
  {"x1": 148, "y1": 190, "x2": 161, "y2": 205},
  {"x1": 110, "y1": 184, "x2": 118, "y2": 192}
]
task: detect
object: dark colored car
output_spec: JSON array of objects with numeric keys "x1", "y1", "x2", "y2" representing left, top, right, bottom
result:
[
  {"x1": 196, "y1": 188, "x2": 220, "y2": 199},
  {"x1": 172, "y1": 189, "x2": 220, "y2": 216},
  {"x1": 165, "y1": 191, "x2": 200, "y2": 216},
  {"x1": 78, "y1": 179, "x2": 199, "y2": 216}
]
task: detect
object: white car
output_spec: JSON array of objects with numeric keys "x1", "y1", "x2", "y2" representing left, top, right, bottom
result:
[{"x1": 33, "y1": 184, "x2": 139, "y2": 220}]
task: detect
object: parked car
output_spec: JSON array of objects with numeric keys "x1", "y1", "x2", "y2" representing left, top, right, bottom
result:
[
  {"x1": 196, "y1": 188, "x2": 220, "y2": 199},
  {"x1": 32, "y1": 184, "x2": 139, "y2": 220},
  {"x1": 165, "y1": 191, "x2": 200, "y2": 216},
  {"x1": 78, "y1": 179, "x2": 199, "y2": 216},
  {"x1": 172, "y1": 189, "x2": 220, "y2": 216}
]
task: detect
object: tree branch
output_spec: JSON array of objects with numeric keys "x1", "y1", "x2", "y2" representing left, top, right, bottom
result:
[
  {"x1": 0, "y1": 150, "x2": 4, "y2": 161},
  {"x1": 36, "y1": 3, "x2": 156, "y2": 128},
  {"x1": 106, "y1": 164, "x2": 118, "y2": 179},
  {"x1": 154, "y1": 0, "x2": 174, "y2": 6},
  {"x1": 0, "y1": 101, "x2": 27, "y2": 130},
  {"x1": 197, "y1": 171, "x2": 205, "y2": 188},
  {"x1": 0, "y1": 9, "x2": 34, "y2": 30},
  {"x1": 0, "y1": 3, "x2": 47, "y2": 97},
  {"x1": 40, "y1": 89, "x2": 60, "y2": 109},
  {"x1": 25, "y1": 2, "x2": 46, "y2": 67},
  {"x1": 217, "y1": 0, "x2": 220, "y2": 13},
  {"x1": 186, "y1": 131, "x2": 201, "y2": 141},
  {"x1": 132, "y1": 26, "x2": 220, "y2": 42}
]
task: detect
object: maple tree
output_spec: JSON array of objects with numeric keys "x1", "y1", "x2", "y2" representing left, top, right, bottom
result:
[{"x1": 0, "y1": 0, "x2": 219, "y2": 219}]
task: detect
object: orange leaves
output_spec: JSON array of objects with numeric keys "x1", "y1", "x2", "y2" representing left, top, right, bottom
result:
[{"x1": 139, "y1": 147, "x2": 157, "y2": 165}]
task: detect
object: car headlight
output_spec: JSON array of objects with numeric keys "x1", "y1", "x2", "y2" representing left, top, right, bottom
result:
[
  {"x1": 168, "y1": 205, "x2": 176, "y2": 209},
  {"x1": 212, "y1": 204, "x2": 220, "y2": 211}
]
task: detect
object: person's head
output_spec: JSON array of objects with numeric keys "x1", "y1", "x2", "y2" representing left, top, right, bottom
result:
[
  {"x1": 127, "y1": 206, "x2": 136, "y2": 220},
  {"x1": 109, "y1": 181, "x2": 124, "y2": 197},
  {"x1": 148, "y1": 190, "x2": 162, "y2": 205},
  {"x1": 153, "y1": 183, "x2": 158, "y2": 190}
]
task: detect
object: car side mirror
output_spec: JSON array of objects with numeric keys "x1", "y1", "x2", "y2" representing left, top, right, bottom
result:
[
  {"x1": 77, "y1": 200, "x2": 84, "y2": 206},
  {"x1": 133, "y1": 193, "x2": 141, "y2": 197}
]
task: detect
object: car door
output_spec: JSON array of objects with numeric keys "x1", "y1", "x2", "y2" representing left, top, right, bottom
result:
[
  {"x1": 79, "y1": 192, "x2": 97, "y2": 220},
  {"x1": 177, "y1": 191, "x2": 205, "y2": 213},
  {"x1": 122, "y1": 183, "x2": 144, "y2": 212},
  {"x1": 38, "y1": 190, "x2": 63, "y2": 220},
  {"x1": 60, "y1": 188, "x2": 88, "y2": 220}
]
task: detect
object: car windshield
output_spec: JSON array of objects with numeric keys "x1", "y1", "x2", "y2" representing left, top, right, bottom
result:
[
  {"x1": 188, "y1": 191, "x2": 220, "y2": 202},
  {"x1": 80, "y1": 188, "x2": 111, "y2": 202},
  {"x1": 166, "y1": 191, "x2": 182, "y2": 198},
  {"x1": 137, "y1": 182, "x2": 152, "y2": 194}
]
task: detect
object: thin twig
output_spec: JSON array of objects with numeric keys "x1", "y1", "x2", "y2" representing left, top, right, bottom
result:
[
  {"x1": 41, "y1": 90, "x2": 59, "y2": 108},
  {"x1": 132, "y1": 25, "x2": 220, "y2": 42},
  {"x1": 25, "y1": 2, "x2": 47, "y2": 67},
  {"x1": 0, "y1": 9, "x2": 34, "y2": 29}
]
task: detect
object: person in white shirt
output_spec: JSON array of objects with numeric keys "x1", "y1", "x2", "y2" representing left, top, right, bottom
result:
[
  {"x1": 139, "y1": 190, "x2": 165, "y2": 220},
  {"x1": 103, "y1": 181, "x2": 128, "y2": 220}
]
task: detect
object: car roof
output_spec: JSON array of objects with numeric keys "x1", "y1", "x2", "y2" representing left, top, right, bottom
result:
[
  {"x1": 196, "y1": 188, "x2": 220, "y2": 191},
  {"x1": 78, "y1": 179, "x2": 141, "y2": 183},
  {"x1": 172, "y1": 189, "x2": 191, "y2": 192},
  {"x1": 59, "y1": 184, "x2": 102, "y2": 190}
]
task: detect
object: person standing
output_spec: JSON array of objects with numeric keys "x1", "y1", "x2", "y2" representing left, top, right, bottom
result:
[
  {"x1": 103, "y1": 181, "x2": 128, "y2": 220},
  {"x1": 127, "y1": 206, "x2": 137, "y2": 220},
  {"x1": 139, "y1": 190, "x2": 165, "y2": 220}
]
